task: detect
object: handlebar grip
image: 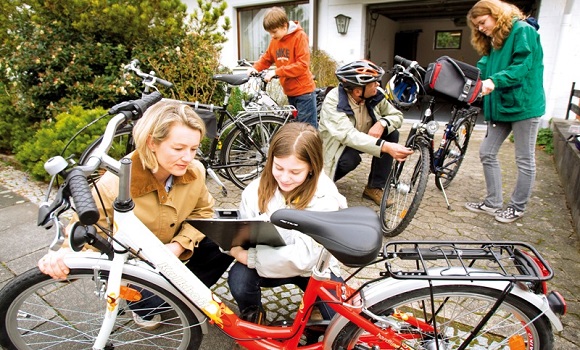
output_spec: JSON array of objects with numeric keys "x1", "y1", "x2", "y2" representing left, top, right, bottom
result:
[
  {"x1": 155, "y1": 78, "x2": 173, "y2": 88},
  {"x1": 67, "y1": 169, "x2": 99, "y2": 225},
  {"x1": 131, "y1": 91, "x2": 162, "y2": 118},
  {"x1": 394, "y1": 55, "x2": 415, "y2": 68}
]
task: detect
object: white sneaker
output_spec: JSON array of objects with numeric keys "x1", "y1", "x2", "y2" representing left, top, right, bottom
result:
[
  {"x1": 132, "y1": 312, "x2": 162, "y2": 330},
  {"x1": 465, "y1": 202, "x2": 502, "y2": 216},
  {"x1": 495, "y1": 206, "x2": 524, "y2": 223}
]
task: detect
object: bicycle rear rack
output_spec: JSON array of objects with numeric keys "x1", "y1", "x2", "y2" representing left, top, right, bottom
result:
[{"x1": 382, "y1": 240, "x2": 553, "y2": 282}]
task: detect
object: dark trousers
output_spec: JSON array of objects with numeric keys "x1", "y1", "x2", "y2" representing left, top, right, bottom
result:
[
  {"x1": 334, "y1": 129, "x2": 399, "y2": 188},
  {"x1": 130, "y1": 237, "x2": 233, "y2": 319},
  {"x1": 228, "y1": 261, "x2": 342, "y2": 320}
]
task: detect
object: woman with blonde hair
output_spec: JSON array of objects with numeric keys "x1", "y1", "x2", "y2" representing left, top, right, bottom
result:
[
  {"x1": 228, "y1": 122, "x2": 346, "y2": 323},
  {"x1": 465, "y1": 0, "x2": 544, "y2": 223},
  {"x1": 39, "y1": 101, "x2": 234, "y2": 329}
]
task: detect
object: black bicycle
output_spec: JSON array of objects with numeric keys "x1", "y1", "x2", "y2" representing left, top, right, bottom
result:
[
  {"x1": 80, "y1": 60, "x2": 296, "y2": 196},
  {"x1": 381, "y1": 55, "x2": 481, "y2": 237}
]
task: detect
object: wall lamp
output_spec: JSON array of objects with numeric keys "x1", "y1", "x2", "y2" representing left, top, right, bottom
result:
[{"x1": 335, "y1": 14, "x2": 351, "y2": 35}]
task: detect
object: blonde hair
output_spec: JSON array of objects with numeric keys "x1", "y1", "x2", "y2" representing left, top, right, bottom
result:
[
  {"x1": 258, "y1": 122, "x2": 323, "y2": 213},
  {"x1": 467, "y1": 0, "x2": 524, "y2": 55},
  {"x1": 132, "y1": 101, "x2": 206, "y2": 173},
  {"x1": 263, "y1": 7, "x2": 288, "y2": 32}
]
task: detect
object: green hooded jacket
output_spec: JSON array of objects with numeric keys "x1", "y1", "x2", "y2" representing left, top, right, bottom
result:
[{"x1": 477, "y1": 19, "x2": 545, "y2": 123}]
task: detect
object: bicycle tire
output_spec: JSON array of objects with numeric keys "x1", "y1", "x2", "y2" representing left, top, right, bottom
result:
[
  {"x1": 0, "y1": 267, "x2": 202, "y2": 350},
  {"x1": 220, "y1": 115, "x2": 287, "y2": 189},
  {"x1": 380, "y1": 141, "x2": 430, "y2": 237},
  {"x1": 435, "y1": 116, "x2": 474, "y2": 190},
  {"x1": 332, "y1": 285, "x2": 553, "y2": 350}
]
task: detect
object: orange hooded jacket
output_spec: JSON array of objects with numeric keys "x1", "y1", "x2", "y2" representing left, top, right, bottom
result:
[{"x1": 253, "y1": 21, "x2": 316, "y2": 97}]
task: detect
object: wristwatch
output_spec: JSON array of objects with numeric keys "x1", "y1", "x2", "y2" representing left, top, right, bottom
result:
[{"x1": 379, "y1": 118, "x2": 389, "y2": 128}]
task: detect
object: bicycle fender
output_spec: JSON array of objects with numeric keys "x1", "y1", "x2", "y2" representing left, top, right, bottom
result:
[
  {"x1": 61, "y1": 251, "x2": 210, "y2": 334},
  {"x1": 322, "y1": 274, "x2": 563, "y2": 349}
]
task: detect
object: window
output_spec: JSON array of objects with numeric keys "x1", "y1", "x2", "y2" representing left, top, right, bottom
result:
[
  {"x1": 238, "y1": 2, "x2": 310, "y2": 61},
  {"x1": 434, "y1": 30, "x2": 462, "y2": 50}
]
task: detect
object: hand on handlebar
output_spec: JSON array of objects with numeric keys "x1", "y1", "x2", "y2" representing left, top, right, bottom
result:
[
  {"x1": 38, "y1": 248, "x2": 71, "y2": 280},
  {"x1": 246, "y1": 67, "x2": 258, "y2": 76},
  {"x1": 381, "y1": 142, "x2": 414, "y2": 162}
]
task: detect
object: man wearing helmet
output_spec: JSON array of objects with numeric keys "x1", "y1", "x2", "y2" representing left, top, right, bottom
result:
[{"x1": 319, "y1": 59, "x2": 413, "y2": 205}]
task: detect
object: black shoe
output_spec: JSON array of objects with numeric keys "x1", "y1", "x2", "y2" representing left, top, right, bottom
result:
[{"x1": 239, "y1": 305, "x2": 266, "y2": 325}]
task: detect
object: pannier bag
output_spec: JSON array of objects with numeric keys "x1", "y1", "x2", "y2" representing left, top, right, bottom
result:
[{"x1": 424, "y1": 56, "x2": 482, "y2": 104}]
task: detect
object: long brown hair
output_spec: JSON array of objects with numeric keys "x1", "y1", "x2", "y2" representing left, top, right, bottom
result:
[
  {"x1": 467, "y1": 0, "x2": 524, "y2": 56},
  {"x1": 258, "y1": 123, "x2": 323, "y2": 213}
]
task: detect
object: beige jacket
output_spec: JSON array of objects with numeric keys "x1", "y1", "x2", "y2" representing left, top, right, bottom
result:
[{"x1": 70, "y1": 151, "x2": 213, "y2": 261}]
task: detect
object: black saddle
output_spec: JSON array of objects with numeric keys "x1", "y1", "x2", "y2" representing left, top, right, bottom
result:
[
  {"x1": 212, "y1": 74, "x2": 250, "y2": 86},
  {"x1": 270, "y1": 207, "x2": 382, "y2": 267}
]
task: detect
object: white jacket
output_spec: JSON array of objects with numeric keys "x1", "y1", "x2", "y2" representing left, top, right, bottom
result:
[{"x1": 239, "y1": 173, "x2": 347, "y2": 278}]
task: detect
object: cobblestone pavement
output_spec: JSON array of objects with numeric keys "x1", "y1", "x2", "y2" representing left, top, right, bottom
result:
[{"x1": 1, "y1": 122, "x2": 578, "y2": 349}]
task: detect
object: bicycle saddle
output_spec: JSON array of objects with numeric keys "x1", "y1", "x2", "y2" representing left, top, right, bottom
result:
[
  {"x1": 270, "y1": 207, "x2": 382, "y2": 267},
  {"x1": 212, "y1": 74, "x2": 249, "y2": 86}
]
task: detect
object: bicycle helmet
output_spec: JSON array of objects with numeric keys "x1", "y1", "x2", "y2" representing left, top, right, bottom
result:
[
  {"x1": 384, "y1": 70, "x2": 420, "y2": 110},
  {"x1": 335, "y1": 60, "x2": 384, "y2": 89}
]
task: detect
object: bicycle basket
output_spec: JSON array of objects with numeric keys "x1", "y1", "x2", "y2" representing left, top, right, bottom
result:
[{"x1": 424, "y1": 56, "x2": 482, "y2": 104}]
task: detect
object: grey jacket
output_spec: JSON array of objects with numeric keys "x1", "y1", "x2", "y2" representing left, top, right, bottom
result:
[{"x1": 319, "y1": 85, "x2": 404, "y2": 179}]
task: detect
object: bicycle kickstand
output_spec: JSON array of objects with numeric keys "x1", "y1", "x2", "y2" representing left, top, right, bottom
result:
[
  {"x1": 206, "y1": 167, "x2": 228, "y2": 197},
  {"x1": 437, "y1": 177, "x2": 452, "y2": 210}
]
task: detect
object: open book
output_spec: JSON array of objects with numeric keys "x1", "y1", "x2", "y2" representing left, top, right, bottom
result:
[{"x1": 186, "y1": 209, "x2": 286, "y2": 250}]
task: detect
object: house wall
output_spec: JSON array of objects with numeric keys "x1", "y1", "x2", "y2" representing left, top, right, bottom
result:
[{"x1": 186, "y1": 0, "x2": 580, "y2": 122}]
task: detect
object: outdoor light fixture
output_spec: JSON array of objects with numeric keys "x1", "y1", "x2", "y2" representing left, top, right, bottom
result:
[{"x1": 335, "y1": 14, "x2": 351, "y2": 35}]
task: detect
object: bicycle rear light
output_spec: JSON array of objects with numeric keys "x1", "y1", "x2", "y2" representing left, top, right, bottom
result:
[{"x1": 547, "y1": 291, "x2": 567, "y2": 315}]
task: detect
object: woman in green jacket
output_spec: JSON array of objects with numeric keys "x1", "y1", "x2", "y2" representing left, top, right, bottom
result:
[{"x1": 465, "y1": 0, "x2": 544, "y2": 223}]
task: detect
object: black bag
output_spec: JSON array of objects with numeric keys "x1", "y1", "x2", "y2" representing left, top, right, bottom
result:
[{"x1": 424, "y1": 56, "x2": 482, "y2": 104}]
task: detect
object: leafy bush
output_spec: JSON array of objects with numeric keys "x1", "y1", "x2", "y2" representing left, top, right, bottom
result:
[
  {"x1": 311, "y1": 49, "x2": 338, "y2": 88},
  {"x1": 536, "y1": 127, "x2": 554, "y2": 154},
  {"x1": 15, "y1": 107, "x2": 108, "y2": 181}
]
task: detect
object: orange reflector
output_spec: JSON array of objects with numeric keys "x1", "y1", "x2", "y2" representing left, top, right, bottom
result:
[
  {"x1": 120, "y1": 286, "x2": 142, "y2": 302},
  {"x1": 508, "y1": 334, "x2": 526, "y2": 350},
  {"x1": 400, "y1": 209, "x2": 408, "y2": 218}
]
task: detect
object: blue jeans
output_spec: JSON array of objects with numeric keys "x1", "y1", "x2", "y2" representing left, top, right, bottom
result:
[
  {"x1": 479, "y1": 118, "x2": 540, "y2": 211},
  {"x1": 288, "y1": 92, "x2": 318, "y2": 128},
  {"x1": 227, "y1": 261, "x2": 341, "y2": 320}
]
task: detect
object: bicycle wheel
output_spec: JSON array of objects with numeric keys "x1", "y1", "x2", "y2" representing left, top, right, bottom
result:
[
  {"x1": 380, "y1": 141, "x2": 429, "y2": 237},
  {"x1": 332, "y1": 285, "x2": 553, "y2": 350},
  {"x1": 435, "y1": 117, "x2": 474, "y2": 190},
  {"x1": 0, "y1": 267, "x2": 202, "y2": 350},
  {"x1": 220, "y1": 115, "x2": 287, "y2": 189},
  {"x1": 79, "y1": 125, "x2": 135, "y2": 183}
]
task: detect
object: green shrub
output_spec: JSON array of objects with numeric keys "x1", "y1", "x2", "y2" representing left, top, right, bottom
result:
[
  {"x1": 311, "y1": 49, "x2": 338, "y2": 88},
  {"x1": 15, "y1": 106, "x2": 108, "y2": 181},
  {"x1": 536, "y1": 127, "x2": 554, "y2": 154}
]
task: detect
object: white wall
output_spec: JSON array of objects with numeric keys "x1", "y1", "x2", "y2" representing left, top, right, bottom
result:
[{"x1": 540, "y1": 0, "x2": 580, "y2": 122}]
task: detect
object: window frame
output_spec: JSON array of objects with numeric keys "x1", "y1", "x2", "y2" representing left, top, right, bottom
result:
[
  {"x1": 237, "y1": 1, "x2": 310, "y2": 61},
  {"x1": 434, "y1": 30, "x2": 462, "y2": 50}
]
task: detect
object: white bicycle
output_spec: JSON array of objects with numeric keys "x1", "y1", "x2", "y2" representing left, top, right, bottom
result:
[{"x1": 0, "y1": 92, "x2": 567, "y2": 349}]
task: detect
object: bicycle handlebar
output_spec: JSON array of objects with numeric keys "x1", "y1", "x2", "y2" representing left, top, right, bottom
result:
[
  {"x1": 394, "y1": 55, "x2": 426, "y2": 75},
  {"x1": 39, "y1": 92, "x2": 163, "y2": 238},
  {"x1": 66, "y1": 168, "x2": 99, "y2": 225},
  {"x1": 125, "y1": 59, "x2": 173, "y2": 89}
]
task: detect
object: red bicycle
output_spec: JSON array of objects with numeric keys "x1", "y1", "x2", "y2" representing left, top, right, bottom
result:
[{"x1": 0, "y1": 92, "x2": 566, "y2": 349}]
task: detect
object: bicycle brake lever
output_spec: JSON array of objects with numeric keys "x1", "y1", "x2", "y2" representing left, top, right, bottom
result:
[{"x1": 48, "y1": 217, "x2": 66, "y2": 251}]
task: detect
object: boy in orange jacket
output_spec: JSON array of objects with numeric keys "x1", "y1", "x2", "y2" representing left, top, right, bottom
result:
[{"x1": 247, "y1": 7, "x2": 318, "y2": 127}]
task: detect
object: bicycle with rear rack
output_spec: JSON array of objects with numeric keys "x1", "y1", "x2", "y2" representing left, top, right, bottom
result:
[
  {"x1": 0, "y1": 91, "x2": 567, "y2": 349},
  {"x1": 79, "y1": 59, "x2": 297, "y2": 197},
  {"x1": 381, "y1": 55, "x2": 482, "y2": 237}
]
